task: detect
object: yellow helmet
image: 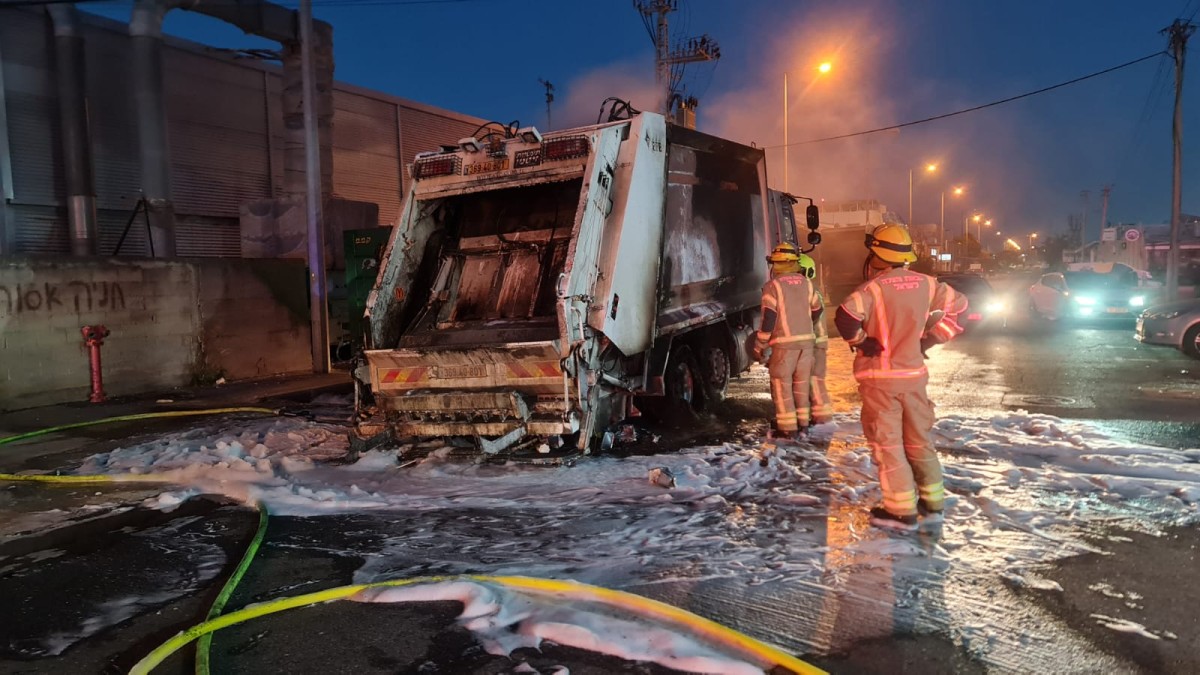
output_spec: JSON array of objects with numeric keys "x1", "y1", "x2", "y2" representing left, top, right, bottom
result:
[
  {"x1": 797, "y1": 253, "x2": 816, "y2": 279},
  {"x1": 767, "y1": 241, "x2": 800, "y2": 265},
  {"x1": 865, "y1": 224, "x2": 917, "y2": 264}
]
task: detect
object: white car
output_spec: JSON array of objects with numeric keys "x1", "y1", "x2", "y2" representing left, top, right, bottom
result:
[
  {"x1": 1137, "y1": 298, "x2": 1200, "y2": 359},
  {"x1": 1028, "y1": 268, "x2": 1152, "y2": 320}
]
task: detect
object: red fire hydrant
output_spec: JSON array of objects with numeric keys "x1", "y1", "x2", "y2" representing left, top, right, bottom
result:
[{"x1": 81, "y1": 325, "x2": 111, "y2": 404}]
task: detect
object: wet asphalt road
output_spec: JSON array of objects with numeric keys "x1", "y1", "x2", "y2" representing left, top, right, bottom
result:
[
  {"x1": 1, "y1": 273, "x2": 1198, "y2": 674},
  {"x1": 925, "y1": 276, "x2": 1200, "y2": 448}
]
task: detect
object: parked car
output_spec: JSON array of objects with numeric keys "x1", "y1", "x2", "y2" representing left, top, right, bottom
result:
[
  {"x1": 1028, "y1": 264, "x2": 1154, "y2": 321},
  {"x1": 938, "y1": 273, "x2": 1008, "y2": 331},
  {"x1": 1137, "y1": 298, "x2": 1200, "y2": 359}
]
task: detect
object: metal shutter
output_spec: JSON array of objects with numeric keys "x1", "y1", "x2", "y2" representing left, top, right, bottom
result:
[
  {"x1": 98, "y1": 207, "x2": 151, "y2": 257},
  {"x1": 332, "y1": 91, "x2": 399, "y2": 224},
  {"x1": 177, "y1": 215, "x2": 241, "y2": 257},
  {"x1": 3, "y1": 10, "x2": 67, "y2": 255},
  {"x1": 86, "y1": 25, "x2": 141, "y2": 213},
  {"x1": 165, "y1": 49, "x2": 272, "y2": 218},
  {"x1": 12, "y1": 204, "x2": 68, "y2": 254},
  {"x1": 397, "y1": 107, "x2": 481, "y2": 194}
]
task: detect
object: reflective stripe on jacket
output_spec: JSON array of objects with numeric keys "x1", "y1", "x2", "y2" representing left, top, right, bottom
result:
[
  {"x1": 838, "y1": 268, "x2": 968, "y2": 382},
  {"x1": 757, "y1": 272, "x2": 821, "y2": 348}
]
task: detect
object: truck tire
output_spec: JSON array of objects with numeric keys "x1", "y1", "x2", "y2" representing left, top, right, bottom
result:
[
  {"x1": 698, "y1": 345, "x2": 730, "y2": 405},
  {"x1": 662, "y1": 345, "x2": 703, "y2": 417}
]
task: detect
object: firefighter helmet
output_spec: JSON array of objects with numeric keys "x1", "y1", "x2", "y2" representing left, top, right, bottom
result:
[
  {"x1": 864, "y1": 224, "x2": 918, "y2": 264},
  {"x1": 797, "y1": 253, "x2": 817, "y2": 279},
  {"x1": 766, "y1": 241, "x2": 800, "y2": 265}
]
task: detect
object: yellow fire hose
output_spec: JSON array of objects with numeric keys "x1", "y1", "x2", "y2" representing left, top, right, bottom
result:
[
  {"x1": 129, "y1": 574, "x2": 823, "y2": 675},
  {"x1": 0, "y1": 414, "x2": 824, "y2": 675},
  {"x1": 0, "y1": 407, "x2": 279, "y2": 447}
]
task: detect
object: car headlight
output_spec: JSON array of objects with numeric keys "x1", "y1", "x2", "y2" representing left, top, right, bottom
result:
[
  {"x1": 1129, "y1": 296, "x2": 1145, "y2": 307},
  {"x1": 1073, "y1": 295, "x2": 1098, "y2": 306},
  {"x1": 984, "y1": 300, "x2": 1007, "y2": 314},
  {"x1": 1147, "y1": 309, "x2": 1184, "y2": 320}
]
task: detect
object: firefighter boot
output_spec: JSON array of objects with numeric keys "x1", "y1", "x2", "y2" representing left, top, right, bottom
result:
[
  {"x1": 918, "y1": 500, "x2": 944, "y2": 522},
  {"x1": 869, "y1": 506, "x2": 919, "y2": 532}
]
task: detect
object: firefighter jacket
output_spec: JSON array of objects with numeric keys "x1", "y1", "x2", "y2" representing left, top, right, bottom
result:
[
  {"x1": 814, "y1": 290, "x2": 829, "y2": 346},
  {"x1": 834, "y1": 268, "x2": 967, "y2": 384},
  {"x1": 757, "y1": 272, "x2": 823, "y2": 350}
]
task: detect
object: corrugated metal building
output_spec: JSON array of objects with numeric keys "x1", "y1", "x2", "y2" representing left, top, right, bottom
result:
[{"x1": 0, "y1": 6, "x2": 485, "y2": 257}]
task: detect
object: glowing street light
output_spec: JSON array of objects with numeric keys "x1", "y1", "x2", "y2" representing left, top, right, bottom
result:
[
  {"x1": 783, "y1": 59, "x2": 833, "y2": 193},
  {"x1": 975, "y1": 215, "x2": 992, "y2": 242}
]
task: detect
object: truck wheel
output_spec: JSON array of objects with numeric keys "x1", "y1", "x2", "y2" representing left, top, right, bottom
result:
[
  {"x1": 699, "y1": 345, "x2": 730, "y2": 405},
  {"x1": 663, "y1": 345, "x2": 703, "y2": 416}
]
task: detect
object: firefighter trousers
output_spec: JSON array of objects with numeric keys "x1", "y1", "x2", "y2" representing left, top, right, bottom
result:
[
  {"x1": 767, "y1": 345, "x2": 815, "y2": 432},
  {"x1": 810, "y1": 345, "x2": 832, "y2": 424},
  {"x1": 858, "y1": 382, "x2": 945, "y2": 517}
]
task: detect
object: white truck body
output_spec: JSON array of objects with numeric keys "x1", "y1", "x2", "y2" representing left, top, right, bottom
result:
[{"x1": 361, "y1": 112, "x2": 779, "y2": 452}]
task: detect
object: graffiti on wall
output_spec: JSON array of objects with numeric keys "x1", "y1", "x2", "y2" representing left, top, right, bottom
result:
[{"x1": 0, "y1": 282, "x2": 126, "y2": 316}]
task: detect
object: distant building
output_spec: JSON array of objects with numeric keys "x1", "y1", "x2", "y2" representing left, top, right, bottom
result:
[
  {"x1": 818, "y1": 199, "x2": 902, "y2": 230},
  {"x1": 1066, "y1": 217, "x2": 1200, "y2": 285},
  {"x1": 0, "y1": 6, "x2": 486, "y2": 260}
]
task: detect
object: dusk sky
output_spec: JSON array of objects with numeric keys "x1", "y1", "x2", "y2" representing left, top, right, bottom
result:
[{"x1": 86, "y1": 0, "x2": 1199, "y2": 242}]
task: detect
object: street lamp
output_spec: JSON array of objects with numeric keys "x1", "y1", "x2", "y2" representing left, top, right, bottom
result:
[
  {"x1": 961, "y1": 213, "x2": 982, "y2": 265},
  {"x1": 939, "y1": 185, "x2": 965, "y2": 268},
  {"x1": 909, "y1": 163, "x2": 938, "y2": 227},
  {"x1": 977, "y1": 218, "x2": 992, "y2": 243},
  {"x1": 783, "y1": 60, "x2": 833, "y2": 193}
]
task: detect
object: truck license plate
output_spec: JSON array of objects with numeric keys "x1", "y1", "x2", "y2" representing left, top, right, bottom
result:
[
  {"x1": 463, "y1": 158, "x2": 510, "y2": 175},
  {"x1": 434, "y1": 364, "x2": 487, "y2": 379}
]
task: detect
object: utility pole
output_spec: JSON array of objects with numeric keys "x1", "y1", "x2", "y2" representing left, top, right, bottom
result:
[
  {"x1": 1100, "y1": 184, "x2": 1112, "y2": 233},
  {"x1": 633, "y1": 0, "x2": 720, "y2": 115},
  {"x1": 1080, "y1": 189, "x2": 1090, "y2": 246},
  {"x1": 1165, "y1": 19, "x2": 1195, "y2": 301},
  {"x1": 538, "y1": 78, "x2": 555, "y2": 130},
  {"x1": 300, "y1": 0, "x2": 330, "y2": 374}
]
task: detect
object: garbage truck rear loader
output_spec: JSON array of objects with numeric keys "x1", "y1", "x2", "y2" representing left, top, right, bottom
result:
[{"x1": 360, "y1": 112, "x2": 796, "y2": 454}]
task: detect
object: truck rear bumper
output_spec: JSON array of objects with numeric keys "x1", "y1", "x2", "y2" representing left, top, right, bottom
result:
[{"x1": 379, "y1": 389, "x2": 576, "y2": 438}]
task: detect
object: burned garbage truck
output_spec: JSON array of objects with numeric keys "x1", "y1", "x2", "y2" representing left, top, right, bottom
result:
[{"x1": 359, "y1": 111, "x2": 818, "y2": 454}]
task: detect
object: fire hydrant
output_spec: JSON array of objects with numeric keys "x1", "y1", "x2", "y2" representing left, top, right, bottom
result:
[{"x1": 81, "y1": 325, "x2": 111, "y2": 404}]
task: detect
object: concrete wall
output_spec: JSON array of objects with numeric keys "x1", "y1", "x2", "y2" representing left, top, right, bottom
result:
[{"x1": 0, "y1": 258, "x2": 311, "y2": 410}]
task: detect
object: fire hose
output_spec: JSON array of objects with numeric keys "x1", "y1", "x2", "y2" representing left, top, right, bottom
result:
[
  {"x1": 1, "y1": 437, "x2": 823, "y2": 674},
  {"x1": 0, "y1": 408, "x2": 279, "y2": 447}
]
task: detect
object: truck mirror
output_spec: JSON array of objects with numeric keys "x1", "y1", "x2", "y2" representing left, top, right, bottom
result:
[
  {"x1": 807, "y1": 231, "x2": 822, "y2": 246},
  {"x1": 806, "y1": 205, "x2": 820, "y2": 230}
]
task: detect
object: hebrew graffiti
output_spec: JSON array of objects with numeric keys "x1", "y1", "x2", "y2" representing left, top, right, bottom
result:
[{"x1": 0, "y1": 281, "x2": 126, "y2": 316}]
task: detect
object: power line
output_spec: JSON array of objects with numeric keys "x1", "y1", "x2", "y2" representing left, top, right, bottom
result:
[
  {"x1": 1109, "y1": 53, "x2": 1172, "y2": 180},
  {"x1": 765, "y1": 51, "x2": 1167, "y2": 148},
  {"x1": 0, "y1": 0, "x2": 498, "y2": 7}
]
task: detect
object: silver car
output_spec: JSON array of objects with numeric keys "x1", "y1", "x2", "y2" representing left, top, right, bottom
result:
[{"x1": 1136, "y1": 298, "x2": 1200, "y2": 359}]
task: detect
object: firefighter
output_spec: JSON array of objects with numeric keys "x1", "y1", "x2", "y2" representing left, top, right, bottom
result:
[
  {"x1": 754, "y1": 242, "x2": 823, "y2": 440},
  {"x1": 834, "y1": 225, "x2": 968, "y2": 530},
  {"x1": 797, "y1": 254, "x2": 833, "y2": 425}
]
